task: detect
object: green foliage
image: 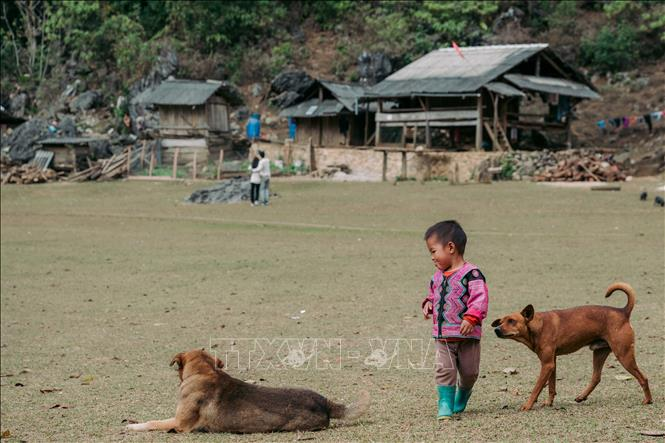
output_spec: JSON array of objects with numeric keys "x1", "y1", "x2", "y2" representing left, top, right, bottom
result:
[
  {"x1": 269, "y1": 41, "x2": 293, "y2": 77},
  {"x1": 580, "y1": 24, "x2": 639, "y2": 73}
]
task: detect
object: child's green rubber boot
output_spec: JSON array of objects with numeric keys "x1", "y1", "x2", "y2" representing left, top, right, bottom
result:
[
  {"x1": 453, "y1": 386, "x2": 472, "y2": 414},
  {"x1": 437, "y1": 385, "x2": 456, "y2": 420}
]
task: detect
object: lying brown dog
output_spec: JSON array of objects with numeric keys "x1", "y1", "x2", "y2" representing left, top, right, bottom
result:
[
  {"x1": 126, "y1": 349, "x2": 370, "y2": 433},
  {"x1": 491, "y1": 282, "x2": 652, "y2": 411}
]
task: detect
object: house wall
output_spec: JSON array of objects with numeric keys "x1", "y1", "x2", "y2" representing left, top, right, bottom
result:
[
  {"x1": 159, "y1": 105, "x2": 208, "y2": 132},
  {"x1": 250, "y1": 141, "x2": 499, "y2": 182}
]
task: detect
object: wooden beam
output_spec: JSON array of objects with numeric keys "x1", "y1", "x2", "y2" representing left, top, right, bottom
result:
[
  {"x1": 475, "y1": 94, "x2": 483, "y2": 151},
  {"x1": 376, "y1": 109, "x2": 477, "y2": 122},
  {"x1": 418, "y1": 97, "x2": 427, "y2": 111},
  {"x1": 535, "y1": 55, "x2": 541, "y2": 76},
  {"x1": 401, "y1": 151, "x2": 407, "y2": 179},
  {"x1": 401, "y1": 123, "x2": 406, "y2": 148},
  {"x1": 382, "y1": 150, "x2": 388, "y2": 182},
  {"x1": 376, "y1": 121, "x2": 381, "y2": 146},
  {"x1": 540, "y1": 51, "x2": 571, "y2": 80},
  {"x1": 425, "y1": 98, "x2": 431, "y2": 148}
]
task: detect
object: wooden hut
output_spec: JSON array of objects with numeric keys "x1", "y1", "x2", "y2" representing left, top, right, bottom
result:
[
  {"x1": 36, "y1": 137, "x2": 107, "y2": 171},
  {"x1": 279, "y1": 80, "x2": 375, "y2": 147},
  {"x1": 138, "y1": 79, "x2": 232, "y2": 167},
  {"x1": 367, "y1": 44, "x2": 600, "y2": 151}
]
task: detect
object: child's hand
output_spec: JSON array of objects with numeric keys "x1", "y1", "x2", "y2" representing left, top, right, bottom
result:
[
  {"x1": 460, "y1": 319, "x2": 474, "y2": 335},
  {"x1": 422, "y1": 301, "x2": 433, "y2": 319}
]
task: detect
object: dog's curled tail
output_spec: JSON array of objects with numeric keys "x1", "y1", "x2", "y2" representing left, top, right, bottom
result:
[
  {"x1": 605, "y1": 282, "x2": 636, "y2": 316},
  {"x1": 328, "y1": 390, "x2": 370, "y2": 421}
]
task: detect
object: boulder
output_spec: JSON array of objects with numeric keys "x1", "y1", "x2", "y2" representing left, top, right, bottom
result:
[
  {"x1": 59, "y1": 116, "x2": 78, "y2": 137},
  {"x1": 4, "y1": 118, "x2": 49, "y2": 162},
  {"x1": 9, "y1": 92, "x2": 29, "y2": 118},
  {"x1": 270, "y1": 70, "x2": 315, "y2": 96},
  {"x1": 357, "y1": 52, "x2": 392, "y2": 85},
  {"x1": 70, "y1": 91, "x2": 101, "y2": 112}
]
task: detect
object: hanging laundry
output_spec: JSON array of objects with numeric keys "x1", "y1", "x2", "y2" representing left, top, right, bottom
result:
[
  {"x1": 651, "y1": 111, "x2": 663, "y2": 121},
  {"x1": 622, "y1": 116, "x2": 630, "y2": 128},
  {"x1": 628, "y1": 116, "x2": 638, "y2": 126},
  {"x1": 596, "y1": 120, "x2": 606, "y2": 130},
  {"x1": 609, "y1": 117, "x2": 621, "y2": 128}
]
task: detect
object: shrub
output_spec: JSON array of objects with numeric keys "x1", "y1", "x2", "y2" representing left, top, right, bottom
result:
[{"x1": 580, "y1": 24, "x2": 638, "y2": 73}]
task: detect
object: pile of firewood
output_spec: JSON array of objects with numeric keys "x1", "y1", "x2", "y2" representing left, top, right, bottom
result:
[
  {"x1": 67, "y1": 149, "x2": 131, "y2": 182},
  {"x1": 534, "y1": 155, "x2": 626, "y2": 182},
  {"x1": 1, "y1": 162, "x2": 63, "y2": 184}
]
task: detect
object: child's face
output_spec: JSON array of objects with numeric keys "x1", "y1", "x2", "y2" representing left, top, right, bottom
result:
[{"x1": 426, "y1": 236, "x2": 455, "y2": 271}]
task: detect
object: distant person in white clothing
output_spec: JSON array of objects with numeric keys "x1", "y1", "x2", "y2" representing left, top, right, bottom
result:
[{"x1": 258, "y1": 150, "x2": 271, "y2": 205}]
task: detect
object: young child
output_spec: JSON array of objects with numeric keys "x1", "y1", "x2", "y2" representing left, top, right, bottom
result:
[{"x1": 421, "y1": 220, "x2": 488, "y2": 420}]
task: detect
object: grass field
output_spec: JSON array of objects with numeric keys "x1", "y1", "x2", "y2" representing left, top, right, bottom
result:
[{"x1": 1, "y1": 178, "x2": 663, "y2": 442}]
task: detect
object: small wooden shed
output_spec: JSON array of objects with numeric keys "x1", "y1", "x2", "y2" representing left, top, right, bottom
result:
[
  {"x1": 138, "y1": 79, "x2": 232, "y2": 167},
  {"x1": 36, "y1": 137, "x2": 106, "y2": 171},
  {"x1": 279, "y1": 80, "x2": 375, "y2": 147}
]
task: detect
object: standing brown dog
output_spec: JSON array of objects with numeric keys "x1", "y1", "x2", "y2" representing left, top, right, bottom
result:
[
  {"x1": 491, "y1": 282, "x2": 652, "y2": 411},
  {"x1": 126, "y1": 349, "x2": 370, "y2": 433}
]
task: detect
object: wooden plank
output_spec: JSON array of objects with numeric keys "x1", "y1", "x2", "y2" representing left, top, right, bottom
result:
[
  {"x1": 381, "y1": 120, "x2": 477, "y2": 128},
  {"x1": 376, "y1": 109, "x2": 477, "y2": 123},
  {"x1": 172, "y1": 148, "x2": 179, "y2": 179},
  {"x1": 161, "y1": 138, "x2": 207, "y2": 148},
  {"x1": 376, "y1": 121, "x2": 381, "y2": 145},
  {"x1": 216, "y1": 149, "x2": 224, "y2": 180}
]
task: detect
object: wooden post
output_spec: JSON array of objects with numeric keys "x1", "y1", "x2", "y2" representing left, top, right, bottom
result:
[
  {"x1": 565, "y1": 115, "x2": 572, "y2": 149},
  {"x1": 172, "y1": 148, "x2": 179, "y2": 179},
  {"x1": 140, "y1": 140, "x2": 147, "y2": 168},
  {"x1": 413, "y1": 124, "x2": 418, "y2": 147},
  {"x1": 382, "y1": 150, "x2": 388, "y2": 182},
  {"x1": 425, "y1": 98, "x2": 431, "y2": 148},
  {"x1": 492, "y1": 93, "x2": 499, "y2": 151},
  {"x1": 149, "y1": 144, "x2": 155, "y2": 176},
  {"x1": 364, "y1": 104, "x2": 369, "y2": 146},
  {"x1": 376, "y1": 121, "x2": 381, "y2": 146},
  {"x1": 216, "y1": 149, "x2": 224, "y2": 180},
  {"x1": 401, "y1": 151, "x2": 407, "y2": 179},
  {"x1": 192, "y1": 150, "x2": 198, "y2": 179},
  {"x1": 401, "y1": 123, "x2": 407, "y2": 148},
  {"x1": 309, "y1": 137, "x2": 316, "y2": 171},
  {"x1": 318, "y1": 118, "x2": 323, "y2": 147},
  {"x1": 126, "y1": 144, "x2": 133, "y2": 177},
  {"x1": 475, "y1": 93, "x2": 483, "y2": 151}
]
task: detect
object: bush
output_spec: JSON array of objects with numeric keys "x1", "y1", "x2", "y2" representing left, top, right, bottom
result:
[{"x1": 580, "y1": 24, "x2": 638, "y2": 73}]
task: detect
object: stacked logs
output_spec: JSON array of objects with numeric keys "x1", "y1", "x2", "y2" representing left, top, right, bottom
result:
[{"x1": 1, "y1": 164, "x2": 62, "y2": 184}]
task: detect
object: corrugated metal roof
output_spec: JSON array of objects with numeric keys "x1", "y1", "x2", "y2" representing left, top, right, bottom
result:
[
  {"x1": 319, "y1": 80, "x2": 368, "y2": 112},
  {"x1": 368, "y1": 44, "x2": 547, "y2": 97},
  {"x1": 485, "y1": 82, "x2": 526, "y2": 97},
  {"x1": 279, "y1": 98, "x2": 344, "y2": 118},
  {"x1": 137, "y1": 80, "x2": 223, "y2": 106},
  {"x1": 503, "y1": 74, "x2": 600, "y2": 99}
]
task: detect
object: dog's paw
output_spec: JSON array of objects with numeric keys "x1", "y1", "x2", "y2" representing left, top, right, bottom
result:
[
  {"x1": 125, "y1": 423, "x2": 147, "y2": 432},
  {"x1": 574, "y1": 396, "x2": 587, "y2": 403},
  {"x1": 519, "y1": 404, "x2": 533, "y2": 412}
]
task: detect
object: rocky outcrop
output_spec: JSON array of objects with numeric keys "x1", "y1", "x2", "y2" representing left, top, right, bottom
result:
[{"x1": 4, "y1": 118, "x2": 49, "y2": 162}]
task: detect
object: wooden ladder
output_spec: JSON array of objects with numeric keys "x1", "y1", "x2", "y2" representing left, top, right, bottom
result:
[{"x1": 483, "y1": 122, "x2": 512, "y2": 151}]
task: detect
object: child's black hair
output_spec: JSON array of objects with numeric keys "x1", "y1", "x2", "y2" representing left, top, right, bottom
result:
[
  {"x1": 424, "y1": 220, "x2": 467, "y2": 255},
  {"x1": 258, "y1": 150, "x2": 265, "y2": 158},
  {"x1": 251, "y1": 156, "x2": 260, "y2": 168}
]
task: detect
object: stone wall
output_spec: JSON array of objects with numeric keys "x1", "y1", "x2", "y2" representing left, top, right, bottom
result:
[{"x1": 250, "y1": 141, "x2": 499, "y2": 182}]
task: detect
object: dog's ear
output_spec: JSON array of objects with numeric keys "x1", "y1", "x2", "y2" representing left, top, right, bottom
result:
[
  {"x1": 521, "y1": 305, "x2": 535, "y2": 322},
  {"x1": 170, "y1": 352, "x2": 184, "y2": 368},
  {"x1": 491, "y1": 318, "x2": 502, "y2": 327},
  {"x1": 213, "y1": 356, "x2": 225, "y2": 370}
]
